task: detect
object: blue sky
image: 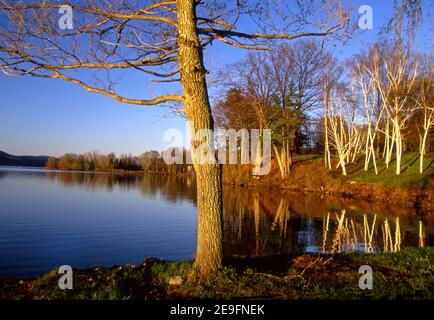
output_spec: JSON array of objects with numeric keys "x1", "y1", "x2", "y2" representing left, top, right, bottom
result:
[{"x1": 0, "y1": 0, "x2": 431, "y2": 157}]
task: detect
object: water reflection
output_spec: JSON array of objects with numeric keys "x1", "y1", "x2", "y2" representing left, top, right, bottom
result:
[
  {"x1": 419, "y1": 221, "x2": 425, "y2": 248},
  {"x1": 0, "y1": 167, "x2": 432, "y2": 277},
  {"x1": 14, "y1": 170, "x2": 432, "y2": 255},
  {"x1": 222, "y1": 188, "x2": 433, "y2": 256},
  {"x1": 45, "y1": 171, "x2": 197, "y2": 204}
]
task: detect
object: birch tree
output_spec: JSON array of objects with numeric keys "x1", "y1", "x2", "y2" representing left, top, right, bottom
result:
[
  {"x1": 327, "y1": 85, "x2": 362, "y2": 175},
  {"x1": 350, "y1": 54, "x2": 384, "y2": 174},
  {"x1": 370, "y1": 46, "x2": 419, "y2": 175},
  {"x1": 322, "y1": 57, "x2": 342, "y2": 170},
  {"x1": 414, "y1": 56, "x2": 434, "y2": 173}
]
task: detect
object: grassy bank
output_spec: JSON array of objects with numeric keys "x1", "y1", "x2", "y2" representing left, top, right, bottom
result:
[
  {"x1": 1, "y1": 248, "x2": 433, "y2": 300},
  {"x1": 223, "y1": 152, "x2": 434, "y2": 209}
]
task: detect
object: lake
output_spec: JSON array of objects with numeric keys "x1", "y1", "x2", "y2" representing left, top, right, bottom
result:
[{"x1": 0, "y1": 166, "x2": 432, "y2": 278}]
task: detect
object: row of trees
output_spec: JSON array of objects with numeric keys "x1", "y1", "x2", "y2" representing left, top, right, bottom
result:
[
  {"x1": 45, "y1": 150, "x2": 194, "y2": 174},
  {"x1": 46, "y1": 152, "x2": 141, "y2": 171},
  {"x1": 214, "y1": 40, "x2": 433, "y2": 177},
  {"x1": 322, "y1": 44, "x2": 432, "y2": 176}
]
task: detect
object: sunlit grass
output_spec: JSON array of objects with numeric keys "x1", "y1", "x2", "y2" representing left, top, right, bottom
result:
[
  {"x1": 292, "y1": 152, "x2": 434, "y2": 187},
  {"x1": 346, "y1": 152, "x2": 434, "y2": 187},
  {"x1": 2, "y1": 248, "x2": 433, "y2": 300}
]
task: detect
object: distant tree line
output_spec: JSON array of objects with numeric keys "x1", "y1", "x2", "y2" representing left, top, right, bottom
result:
[
  {"x1": 45, "y1": 152, "x2": 139, "y2": 171},
  {"x1": 45, "y1": 150, "x2": 193, "y2": 174}
]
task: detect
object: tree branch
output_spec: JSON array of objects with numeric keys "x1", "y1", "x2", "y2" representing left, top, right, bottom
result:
[
  {"x1": 0, "y1": 3, "x2": 178, "y2": 26},
  {"x1": 48, "y1": 69, "x2": 183, "y2": 106}
]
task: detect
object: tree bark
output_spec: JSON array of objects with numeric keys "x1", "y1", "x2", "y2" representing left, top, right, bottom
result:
[
  {"x1": 420, "y1": 130, "x2": 428, "y2": 174},
  {"x1": 323, "y1": 88, "x2": 332, "y2": 170},
  {"x1": 177, "y1": 0, "x2": 223, "y2": 280},
  {"x1": 394, "y1": 119, "x2": 402, "y2": 175}
]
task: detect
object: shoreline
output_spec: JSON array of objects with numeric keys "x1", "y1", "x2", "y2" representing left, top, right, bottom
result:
[
  {"x1": 4, "y1": 159, "x2": 434, "y2": 210},
  {"x1": 222, "y1": 156, "x2": 434, "y2": 211},
  {"x1": 223, "y1": 182, "x2": 434, "y2": 211},
  {"x1": 1, "y1": 248, "x2": 432, "y2": 300}
]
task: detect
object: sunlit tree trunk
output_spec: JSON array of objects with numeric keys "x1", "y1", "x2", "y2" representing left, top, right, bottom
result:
[
  {"x1": 327, "y1": 94, "x2": 360, "y2": 177},
  {"x1": 323, "y1": 86, "x2": 332, "y2": 170},
  {"x1": 177, "y1": 0, "x2": 223, "y2": 280},
  {"x1": 274, "y1": 141, "x2": 292, "y2": 179},
  {"x1": 369, "y1": 131, "x2": 378, "y2": 174},
  {"x1": 419, "y1": 129, "x2": 429, "y2": 173},
  {"x1": 371, "y1": 47, "x2": 419, "y2": 176},
  {"x1": 417, "y1": 72, "x2": 434, "y2": 174},
  {"x1": 394, "y1": 118, "x2": 402, "y2": 175},
  {"x1": 255, "y1": 126, "x2": 264, "y2": 174},
  {"x1": 337, "y1": 151, "x2": 347, "y2": 176},
  {"x1": 383, "y1": 119, "x2": 389, "y2": 161},
  {"x1": 384, "y1": 118, "x2": 395, "y2": 168},
  {"x1": 364, "y1": 122, "x2": 372, "y2": 171}
]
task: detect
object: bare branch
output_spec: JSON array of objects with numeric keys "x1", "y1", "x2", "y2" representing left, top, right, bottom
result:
[
  {"x1": 49, "y1": 68, "x2": 183, "y2": 105},
  {"x1": 0, "y1": 3, "x2": 178, "y2": 26}
]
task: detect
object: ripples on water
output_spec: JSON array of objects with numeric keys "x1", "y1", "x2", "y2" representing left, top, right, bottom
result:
[{"x1": 0, "y1": 166, "x2": 432, "y2": 278}]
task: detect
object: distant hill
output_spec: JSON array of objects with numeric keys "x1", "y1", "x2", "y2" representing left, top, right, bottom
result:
[{"x1": 0, "y1": 151, "x2": 49, "y2": 167}]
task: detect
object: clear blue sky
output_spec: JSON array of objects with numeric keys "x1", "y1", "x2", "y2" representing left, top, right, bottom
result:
[{"x1": 0, "y1": 0, "x2": 431, "y2": 157}]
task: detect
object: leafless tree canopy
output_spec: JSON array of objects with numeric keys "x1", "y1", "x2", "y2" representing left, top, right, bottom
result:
[{"x1": 0, "y1": 0, "x2": 349, "y2": 107}]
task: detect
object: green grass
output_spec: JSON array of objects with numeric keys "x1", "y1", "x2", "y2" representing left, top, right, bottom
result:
[
  {"x1": 345, "y1": 152, "x2": 434, "y2": 187},
  {"x1": 292, "y1": 154, "x2": 323, "y2": 162},
  {"x1": 292, "y1": 152, "x2": 434, "y2": 188},
  {"x1": 2, "y1": 248, "x2": 433, "y2": 300}
]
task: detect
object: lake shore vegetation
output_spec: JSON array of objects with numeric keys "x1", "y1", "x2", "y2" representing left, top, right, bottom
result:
[{"x1": 1, "y1": 248, "x2": 432, "y2": 300}]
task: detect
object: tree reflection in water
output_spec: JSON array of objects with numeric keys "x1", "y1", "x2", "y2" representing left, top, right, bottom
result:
[
  {"x1": 32, "y1": 172, "x2": 434, "y2": 256},
  {"x1": 222, "y1": 187, "x2": 432, "y2": 256}
]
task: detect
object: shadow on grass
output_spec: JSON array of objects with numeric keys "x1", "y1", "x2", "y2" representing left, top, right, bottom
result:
[
  {"x1": 423, "y1": 159, "x2": 434, "y2": 174},
  {"x1": 400, "y1": 156, "x2": 419, "y2": 174},
  {"x1": 224, "y1": 253, "x2": 298, "y2": 276}
]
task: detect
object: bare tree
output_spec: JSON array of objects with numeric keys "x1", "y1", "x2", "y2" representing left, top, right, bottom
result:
[
  {"x1": 226, "y1": 51, "x2": 275, "y2": 173},
  {"x1": 0, "y1": 0, "x2": 349, "y2": 279},
  {"x1": 369, "y1": 45, "x2": 419, "y2": 175},
  {"x1": 350, "y1": 53, "x2": 384, "y2": 175},
  {"x1": 321, "y1": 56, "x2": 342, "y2": 170},
  {"x1": 326, "y1": 84, "x2": 362, "y2": 175},
  {"x1": 226, "y1": 41, "x2": 330, "y2": 178},
  {"x1": 270, "y1": 41, "x2": 329, "y2": 178},
  {"x1": 414, "y1": 56, "x2": 434, "y2": 173}
]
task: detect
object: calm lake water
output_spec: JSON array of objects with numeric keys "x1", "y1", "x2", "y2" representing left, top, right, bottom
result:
[{"x1": 0, "y1": 166, "x2": 432, "y2": 278}]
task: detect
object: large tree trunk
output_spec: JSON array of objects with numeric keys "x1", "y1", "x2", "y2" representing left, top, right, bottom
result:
[
  {"x1": 193, "y1": 163, "x2": 223, "y2": 278},
  {"x1": 177, "y1": 0, "x2": 223, "y2": 280}
]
